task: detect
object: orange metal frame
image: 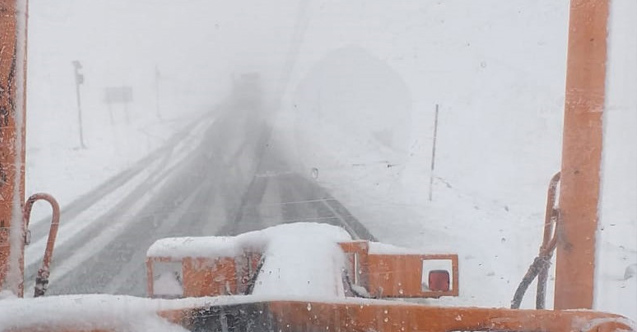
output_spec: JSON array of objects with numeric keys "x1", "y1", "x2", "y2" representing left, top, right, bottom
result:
[
  {"x1": 5, "y1": 301, "x2": 633, "y2": 332},
  {"x1": 266, "y1": 301, "x2": 632, "y2": 332},
  {"x1": 154, "y1": 301, "x2": 633, "y2": 332},
  {"x1": 339, "y1": 241, "x2": 459, "y2": 298},
  {"x1": 147, "y1": 241, "x2": 459, "y2": 299},
  {"x1": 556, "y1": 0, "x2": 609, "y2": 310},
  {"x1": 146, "y1": 251, "x2": 263, "y2": 298},
  {"x1": 0, "y1": 0, "x2": 28, "y2": 297}
]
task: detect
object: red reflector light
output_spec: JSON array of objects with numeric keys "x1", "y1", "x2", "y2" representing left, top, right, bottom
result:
[{"x1": 428, "y1": 270, "x2": 450, "y2": 292}]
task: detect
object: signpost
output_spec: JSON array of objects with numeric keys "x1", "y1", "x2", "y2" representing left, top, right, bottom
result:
[
  {"x1": 104, "y1": 86, "x2": 134, "y2": 124},
  {"x1": 72, "y1": 61, "x2": 86, "y2": 149}
]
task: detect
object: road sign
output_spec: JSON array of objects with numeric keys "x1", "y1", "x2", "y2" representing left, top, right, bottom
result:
[{"x1": 104, "y1": 86, "x2": 133, "y2": 104}]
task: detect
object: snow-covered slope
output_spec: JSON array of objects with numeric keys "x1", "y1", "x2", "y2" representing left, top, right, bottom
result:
[{"x1": 271, "y1": 0, "x2": 636, "y2": 317}]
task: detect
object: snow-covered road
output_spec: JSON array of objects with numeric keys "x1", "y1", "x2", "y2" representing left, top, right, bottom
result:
[{"x1": 23, "y1": 95, "x2": 375, "y2": 297}]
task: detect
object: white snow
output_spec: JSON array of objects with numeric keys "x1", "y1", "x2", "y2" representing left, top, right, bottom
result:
[
  {"x1": 24, "y1": 0, "x2": 232, "y2": 224},
  {"x1": 150, "y1": 223, "x2": 351, "y2": 298},
  {"x1": 0, "y1": 295, "x2": 189, "y2": 332},
  {"x1": 149, "y1": 222, "x2": 351, "y2": 259},
  {"x1": 271, "y1": 0, "x2": 571, "y2": 310},
  {"x1": 17, "y1": 0, "x2": 637, "y2": 326},
  {"x1": 153, "y1": 273, "x2": 183, "y2": 298},
  {"x1": 270, "y1": 0, "x2": 636, "y2": 319},
  {"x1": 369, "y1": 242, "x2": 431, "y2": 255},
  {"x1": 625, "y1": 264, "x2": 637, "y2": 281},
  {"x1": 250, "y1": 223, "x2": 349, "y2": 298},
  {"x1": 148, "y1": 236, "x2": 244, "y2": 260}
]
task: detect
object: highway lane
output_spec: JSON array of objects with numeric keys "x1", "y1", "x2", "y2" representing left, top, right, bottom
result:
[
  {"x1": 22, "y1": 110, "x2": 218, "y2": 285},
  {"x1": 41, "y1": 102, "x2": 262, "y2": 296},
  {"x1": 24, "y1": 98, "x2": 375, "y2": 297}
]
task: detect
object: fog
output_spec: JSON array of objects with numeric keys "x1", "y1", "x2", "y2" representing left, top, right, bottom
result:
[{"x1": 27, "y1": 0, "x2": 302, "y2": 128}]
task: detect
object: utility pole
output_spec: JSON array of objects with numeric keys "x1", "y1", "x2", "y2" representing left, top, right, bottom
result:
[
  {"x1": 72, "y1": 61, "x2": 86, "y2": 149},
  {"x1": 155, "y1": 65, "x2": 162, "y2": 120},
  {"x1": 429, "y1": 104, "x2": 440, "y2": 201}
]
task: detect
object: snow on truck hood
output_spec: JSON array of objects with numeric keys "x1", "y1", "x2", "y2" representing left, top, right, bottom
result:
[{"x1": 148, "y1": 222, "x2": 352, "y2": 297}]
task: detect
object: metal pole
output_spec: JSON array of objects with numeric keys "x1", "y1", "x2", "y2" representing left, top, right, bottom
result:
[
  {"x1": 72, "y1": 61, "x2": 86, "y2": 149},
  {"x1": 428, "y1": 104, "x2": 440, "y2": 201},
  {"x1": 555, "y1": 0, "x2": 609, "y2": 310},
  {"x1": 124, "y1": 100, "x2": 130, "y2": 124},
  {"x1": 107, "y1": 101, "x2": 114, "y2": 125},
  {"x1": 75, "y1": 79, "x2": 85, "y2": 148},
  {"x1": 155, "y1": 65, "x2": 162, "y2": 120},
  {"x1": 0, "y1": 0, "x2": 28, "y2": 296}
]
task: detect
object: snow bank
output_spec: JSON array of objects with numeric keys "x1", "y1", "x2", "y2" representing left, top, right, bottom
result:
[{"x1": 251, "y1": 223, "x2": 349, "y2": 297}]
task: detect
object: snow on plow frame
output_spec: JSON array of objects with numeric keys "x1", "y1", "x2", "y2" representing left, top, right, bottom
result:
[{"x1": 146, "y1": 240, "x2": 459, "y2": 299}]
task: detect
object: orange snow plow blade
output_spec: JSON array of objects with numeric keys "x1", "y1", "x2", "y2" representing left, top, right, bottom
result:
[
  {"x1": 146, "y1": 240, "x2": 458, "y2": 299},
  {"x1": 3, "y1": 299, "x2": 634, "y2": 332},
  {"x1": 158, "y1": 301, "x2": 634, "y2": 332},
  {"x1": 266, "y1": 301, "x2": 634, "y2": 332}
]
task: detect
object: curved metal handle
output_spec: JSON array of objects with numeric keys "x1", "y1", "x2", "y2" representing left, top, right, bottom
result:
[{"x1": 23, "y1": 193, "x2": 60, "y2": 297}]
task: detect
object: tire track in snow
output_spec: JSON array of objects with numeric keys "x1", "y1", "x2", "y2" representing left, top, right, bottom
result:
[
  {"x1": 27, "y1": 154, "x2": 185, "y2": 295},
  {"x1": 26, "y1": 110, "x2": 217, "y2": 233},
  {"x1": 23, "y1": 114, "x2": 217, "y2": 289},
  {"x1": 39, "y1": 98, "x2": 268, "y2": 295}
]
